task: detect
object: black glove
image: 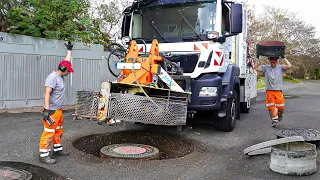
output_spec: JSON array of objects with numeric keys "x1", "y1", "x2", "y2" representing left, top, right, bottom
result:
[
  {"x1": 64, "y1": 41, "x2": 73, "y2": 51},
  {"x1": 281, "y1": 55, "x2": 285, "y2": 59},
  {"x1": 43, "y1": 109, "x2": 55, "y2": 126}
]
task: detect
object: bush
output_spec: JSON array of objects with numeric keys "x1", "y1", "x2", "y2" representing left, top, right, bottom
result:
[{"x1": 314, "y1": 68, "x2": 320, "y2": 79}]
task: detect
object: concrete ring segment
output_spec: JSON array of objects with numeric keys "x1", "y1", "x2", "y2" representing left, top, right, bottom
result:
[
  {"x1": 244, "y1": 136, "x2": 305, "y2": 155},
  {"x1": 247, "y1": 147, "x2": 271, "y2": 156},
  {"x1": 0, "y1": 167, "x2": 32, "y2": 180},
  {"x1": 100, "y1": 143, "x2": 160, "y2": 160}
]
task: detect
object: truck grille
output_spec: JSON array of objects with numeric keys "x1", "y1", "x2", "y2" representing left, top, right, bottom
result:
[{"x1": 109, "y1": 93, "x2": 188, "y2": 126}]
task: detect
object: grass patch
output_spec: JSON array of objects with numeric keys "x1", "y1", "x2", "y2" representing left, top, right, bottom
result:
[
  {"x1": 283, "y1": 75, "x2": 302, "y2": 83},
  {"x1": 283, "y1": 78, "x2": 301, "y2": 83},
  {"x1": 257, "y1": 77, "x2": 265, "y2": 89}
]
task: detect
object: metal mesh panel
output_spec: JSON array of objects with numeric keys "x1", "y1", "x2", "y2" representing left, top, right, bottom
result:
[
  {"x1": 75, "y1": 91, "x2": 100, "y2": 119},
  {"x1": 110, "y1": 93, "x2": 187, "y2": 126}
]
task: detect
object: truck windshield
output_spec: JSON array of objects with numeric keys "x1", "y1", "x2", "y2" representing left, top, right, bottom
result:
[{"x1": 131, "y1": 1, "x2": 217, "y2": 43}]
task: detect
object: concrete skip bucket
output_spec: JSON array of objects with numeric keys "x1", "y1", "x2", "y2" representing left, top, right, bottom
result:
[
  {"x1": 73, "y1": 81, "x2": 190, "y2": 126},
  {"x1": 244, "y1": 136, "x2": 318, "y2": 176},
  {"x1": 270, "y1": 141, "x2": 317, "y2": 176}
]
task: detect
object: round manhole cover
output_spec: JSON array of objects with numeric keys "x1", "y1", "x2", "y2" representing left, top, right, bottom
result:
[
  {"x1": 275, "y1": 128, "x2": 320, "y2": 142},
  {"x1": 0, "y1": 167, "x2": 32, "y2": 180},
  {"x1": 100, "y1": 143, "x2": 160, "y2": 160}
]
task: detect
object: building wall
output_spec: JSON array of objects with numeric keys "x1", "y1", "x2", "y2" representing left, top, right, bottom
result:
[{"x1": 0, "y1": 32, "x2": 117, "y2": 109}]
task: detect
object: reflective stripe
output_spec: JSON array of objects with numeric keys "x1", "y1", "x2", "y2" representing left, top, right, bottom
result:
[
  {"x1": 44, "y1": 128, "x2": 55, "y2": 132},
  {"x1": 39, "y1": 149, "x2": 49, "y2": 152},
  {"x1": 53, "y1": 147, "x2": 63, "y2": 151},
  {"x1": 53, "y1": 144, "x2": 62, "y2": 147},
  {"x1": 40, "y1": 152, "x2": 49, "y2": 157},
  {"x1": 275, "y1": 104, "x2": 285, "y2": 106},
  {"x1": 56, "y1": 126, "x2": 63, "y2": 129},
  {"x1": 272, "y1": 116, "x2": 279, "y2": 120},
  {"x1": 266, "y1": 103, "x2": 274, "y2": 107}
]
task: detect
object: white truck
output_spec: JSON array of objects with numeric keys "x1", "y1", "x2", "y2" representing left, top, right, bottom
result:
[
  {"x1": 111, "y1": 0, "x2": 257, "y2": 132},
  {"x1": 117, "y1": 0, "x2": 257, "y2": 131}
]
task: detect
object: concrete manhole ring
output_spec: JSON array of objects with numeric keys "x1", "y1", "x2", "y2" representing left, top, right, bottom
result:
[
  {"x1": 100, "y1": 143, "x2": 160, "y2": 160},
  {"x1": 270, "y1": 142, "x2": 317, "y2": 176},
  {"x1": 0, "y1": 166, "x2": 32, "y2": 180}
]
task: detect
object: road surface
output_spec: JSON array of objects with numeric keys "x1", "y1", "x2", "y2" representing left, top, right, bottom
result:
[{"x1": 0, "y1": 80, "x2": 319, "y2": 180}]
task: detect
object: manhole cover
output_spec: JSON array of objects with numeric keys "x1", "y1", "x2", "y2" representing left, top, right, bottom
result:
[
  {"x1": 0, "y1": 161, "x2": 66, "y2": 180},
  {"x1": 275, "y1": 128, "x2": 320, "y2": 142},
  {"x1": 100, "y1": 143, "x2": 160, "y2": 160},
  {"x1": 0, "y1": 167, "x2": 32, "y2": 180}
]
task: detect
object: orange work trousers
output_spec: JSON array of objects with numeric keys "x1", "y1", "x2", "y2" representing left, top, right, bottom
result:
[
  {"x1": 265, "y1": 90, "x2": 285, "y2": 120},
  {"x1": 39, "y1": 108, "x2": 64, "y2": 157}
]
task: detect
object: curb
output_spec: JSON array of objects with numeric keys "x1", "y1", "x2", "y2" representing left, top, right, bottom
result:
[{"x1": 0, "y1": 106, "x2": 75, "y2": 114}]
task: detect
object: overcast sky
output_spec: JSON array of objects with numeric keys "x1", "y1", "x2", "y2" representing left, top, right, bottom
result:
[{"x1": 245, "y1": 0, "x2": 320, "y2": 37}]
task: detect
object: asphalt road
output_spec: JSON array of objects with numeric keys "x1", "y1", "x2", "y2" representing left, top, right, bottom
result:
[{"x1": 0, "y1": 80, "x2": 320, "y2": 180}]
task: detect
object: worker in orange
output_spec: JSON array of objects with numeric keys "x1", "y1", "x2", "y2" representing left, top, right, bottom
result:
[
  {"x1": 254, "y1": 56, "x2": 292, "y2": 127},
  {"x1": 39, "y1": 41, "x2": 74, "y2": 164}
]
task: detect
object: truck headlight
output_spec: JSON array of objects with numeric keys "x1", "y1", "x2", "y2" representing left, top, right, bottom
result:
[{"x1": 199, "y1": 87, "x2": 218, "y2": 97}]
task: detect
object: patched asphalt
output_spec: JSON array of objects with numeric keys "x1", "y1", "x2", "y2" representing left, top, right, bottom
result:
[{"x1": 0, "y1": 80, "x2": 320, "y2": 180}]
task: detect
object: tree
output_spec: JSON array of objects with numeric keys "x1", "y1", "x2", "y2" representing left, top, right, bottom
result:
[
  {"x1": 89, "y1": 0, "x2": 132, "y2": 43},
  {"x1": 1, "y1": 0, "x2": 111, "y2": 47},
  {"x1": 246, "y1": 5, "x2": 320, "y2": 78}
]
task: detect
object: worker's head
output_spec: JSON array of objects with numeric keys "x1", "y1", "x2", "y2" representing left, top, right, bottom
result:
[
  {"x1": 268, "y1": 57, "x2": 278, "y2": 68},
  {"x1": 57, "y1": 60, "x2": 74, "y2": 76}
]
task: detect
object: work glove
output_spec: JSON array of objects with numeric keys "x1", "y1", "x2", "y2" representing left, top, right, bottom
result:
[
  {"x1": 43, "y1": 109, "x2": 55, "y2": 126},
  {"x1": 64, "y1": 41, "x2": 73, "y2": 51}
]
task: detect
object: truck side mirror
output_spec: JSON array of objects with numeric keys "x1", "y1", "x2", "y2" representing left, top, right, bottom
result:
[{"x1": 230, "y1": 3, "x2": 243, "y2": 34}]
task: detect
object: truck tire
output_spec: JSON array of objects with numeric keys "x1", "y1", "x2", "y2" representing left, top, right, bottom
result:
[
  {"x1": 240, "y1": 102, "x2": 250, "y2": 113},
  {"x1": 215, "y1": 90, "x2": 238, "y2": 132}
]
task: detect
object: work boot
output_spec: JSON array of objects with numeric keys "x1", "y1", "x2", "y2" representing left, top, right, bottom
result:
[
  {"x1": 271, "y1": 119, "x2": 279, "y2": 127},
  {"x1": 39, "y1": 156, "x2": 56, "y2": 164},
  {"x1": 53, "y1": 150, "x2": 70, "y2": 156}
]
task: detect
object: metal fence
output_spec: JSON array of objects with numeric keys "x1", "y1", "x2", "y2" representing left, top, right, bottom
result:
[{"x1": 0, "y1": 32, "x2": 117, "y2": 109}]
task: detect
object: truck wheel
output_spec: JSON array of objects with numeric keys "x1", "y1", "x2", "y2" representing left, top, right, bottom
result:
[
  {"x1": 240, "y1": 102, "x2": 250, "y2": 113},
  {"x1": 215, "y1": 90, "x2": 238, "y2": 132}
]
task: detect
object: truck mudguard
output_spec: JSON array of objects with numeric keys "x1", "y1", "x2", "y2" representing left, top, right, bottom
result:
[{"x1": 221, "y1": 64, "x2": 240, "y2": 97}]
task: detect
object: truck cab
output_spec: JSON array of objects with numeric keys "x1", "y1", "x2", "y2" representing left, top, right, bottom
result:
[{"x1": 119, "y1": 0, "x2": 257, "y2": 131}]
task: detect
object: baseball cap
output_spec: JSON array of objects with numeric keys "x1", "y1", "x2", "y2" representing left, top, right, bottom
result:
[
  {"x1": 268, "y1": 57, "x2": 277, "y2": 63},
  {"x1": 59, "y1": 60, "x2": 74, "y2": 72}
]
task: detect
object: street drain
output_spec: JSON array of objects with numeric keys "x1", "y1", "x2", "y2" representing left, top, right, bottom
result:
[
  {"x1": 73, "y1": 130, "x2": 198, "y2": 160},
  {"x1": 0, "y1": 161, "x2": 66, "y2": 180},
  {"x1": 275, "y1": 128, "x2": 320, "y2": 147},
  {"x1": 283, "y1": 95, "x2": 299, "y2": 99}
]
